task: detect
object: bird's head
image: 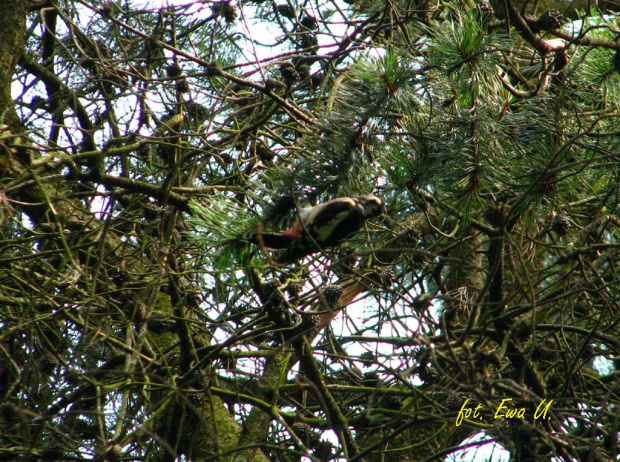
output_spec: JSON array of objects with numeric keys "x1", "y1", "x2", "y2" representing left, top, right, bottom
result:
[{"x1": 356, "y1": 194, "x2": 386, "y2": 218}]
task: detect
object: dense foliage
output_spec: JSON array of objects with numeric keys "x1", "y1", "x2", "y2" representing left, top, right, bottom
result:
[{"x1": 1, "y1": 0, "x2": 620, "y2": 460}]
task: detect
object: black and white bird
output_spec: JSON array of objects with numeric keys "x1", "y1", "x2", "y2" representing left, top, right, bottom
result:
[{"x1": 251, "y1": 194, "x2": 385, "y2": 264}]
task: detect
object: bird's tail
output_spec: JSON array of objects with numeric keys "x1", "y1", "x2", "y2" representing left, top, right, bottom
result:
[
  {"x1": 275, "y1": 240, "x2": 318, "y2": 264},
  {"x1": 249, "y1": 231, "x2": 294, "y2": 250}
]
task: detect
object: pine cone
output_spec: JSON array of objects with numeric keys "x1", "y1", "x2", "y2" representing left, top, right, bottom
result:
[
  {"x1": 291, "y1": 422, "x2": 319, "y2": 447},
  {"x1": 301, "y1": 312, "x2": 321, "y2": 331},
  {"x1": 513, "y1": 319, "x2": 532, "y2": 341},
  {"x1": 410, "y1": 250, "x2": 430, "y2": 269},
  {"x1": 294, "y1": 59, "x2": 312, "y2": 80},
  {"x1": 256, "y1": 142, "x2": 275, "y2": 163},
  {"x1": 382, "y1": 394, "x2": 403, "y2": 411},
  {"x1": 186, "y1": 291, "x2": 200, "y2": 308},
  {"x1": 286, "y1": 282, "x2": 302, "y2": 299},
  {"x1": 322, "y1": 285, "x2": 343, "y2": 308},
  {"x1": 212, "y1": 1, "x2": 238, "y2": 24},
  {"x1": 266, "y1": 292, "x2": 287, "y2": 325},
  {"x1": 280, "y1": 63, "x2": 300, "y2": 86},
  {"x1": 299, "y1": 33, "x2": 318, "y2": 50},
  {"x1": 261, "y1": 280, "x2": 279, "y2": 300},
  {"x1": 467, "y1": 394, "x2": 483, "y2": 410},
  {"x1": 403, "y1": 226, "x2": 419, "y2": 243},
  {"x1": 362, "y1": 370, "x2": 380, "y2": 387},
  {"x1": 377, "y1": 266, "x2": 395, "y2": 285},
  {"x1": 175, "y1": 78, "x2": 190, "y2": 93},
  {"x1": 38, "y1": 353, "x2": 58, "y2": 376},
  {"x1": 275, "y1": 4, "x2": 296, "y2": 19},
  {"x1": 417, "y1": 366, "x2": 439, "y2": 385},
  {"x1": 262, "y1": 282, "x2": 290, "y2": 327},
  {"x1": 266, "y1": 290, "x2": 286, "y2": 311},
  {"x1": 444, "y1": 393, "x2": 464, "y2": 411},
  {"x1": 187, "y1": 388, "x2": 205, "y2": 408},
  {"x1": 475, "y1": 353, "x2": 501, "y2": 371},
  {"x1": 530, "y1": 10, "x2": 566, "y2": 33},
  {"x1": 551, "y1": 214, "x2": 569, "y2": 236},
  {"x1": 99, "y1": 2, "x2": 118, "y2": 19},
  {"x1": 313, "y1": 440, "x2": 333, "y2": 461},
  {"x1": 358, "y1": 351, "x2": 376, "y2": 367},
  {"x1": 219, "y1": 153, "x2": 232, "y2": 165},
  {"x1": 103, "y1": 444, "x2": 123, "y2": 462},
  {"x1": 300, "y1": 15, "x2": 318, "y2": 30},
  {"x1": 165, "y1": 63, "x2": 182, "y2": 78},
  {"x1": 185, "y1": 101, "x2": 210, "y2": 124},
  {"x1": 546, "y1": 375, "x2": 562, "y2": 394}
]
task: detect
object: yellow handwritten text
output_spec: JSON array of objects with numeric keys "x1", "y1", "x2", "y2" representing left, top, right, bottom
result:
[
  {"x1": 455, "y1": 398, "x2": 553, "y2": 426},
  {"x1": 534, "y1": 399, "x2": 553, "y2": 420},
  {"x1": 455, "y1": 399, "x2": 483, "y2": 427}
]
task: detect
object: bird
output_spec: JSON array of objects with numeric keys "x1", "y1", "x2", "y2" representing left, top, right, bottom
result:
[{"x1": 251, "y1": 194, "x2": 386, "y2": 264}]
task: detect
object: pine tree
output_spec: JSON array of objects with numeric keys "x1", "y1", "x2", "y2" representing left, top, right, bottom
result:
[{"x1": 1, "y1": 1, "x2": 620, "y2": 460}]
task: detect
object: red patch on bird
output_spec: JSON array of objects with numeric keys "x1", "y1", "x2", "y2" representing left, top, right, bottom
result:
[{"x1": 281, "y1": 227, "x2": 301, "y2": 239}]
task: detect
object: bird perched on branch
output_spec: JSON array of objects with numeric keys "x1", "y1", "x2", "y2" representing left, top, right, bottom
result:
[{"x1": 251, "y1": 194, "x2": 386, "y2": 264}]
